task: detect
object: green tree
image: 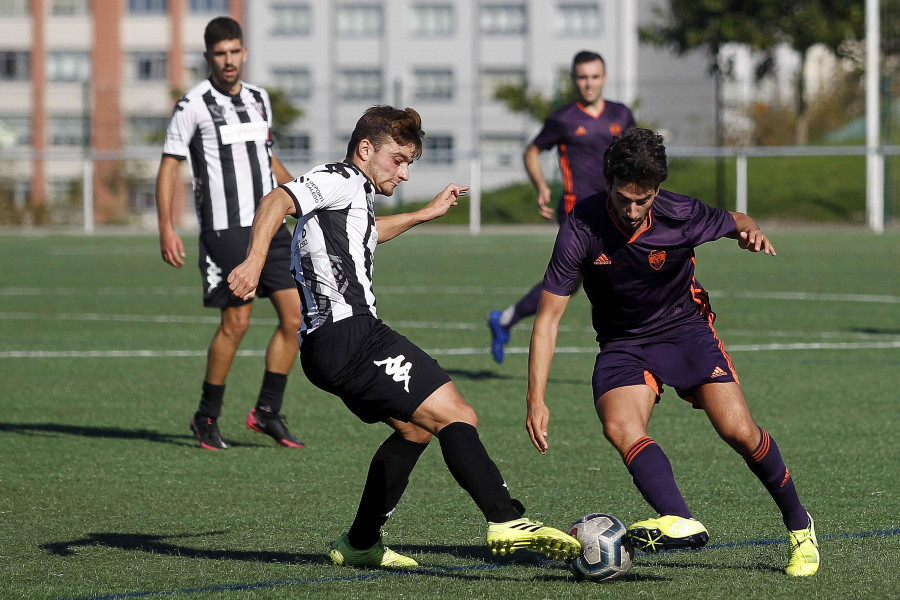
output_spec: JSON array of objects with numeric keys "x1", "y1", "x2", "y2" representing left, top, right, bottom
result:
[
  {"x1": 492, "y1": 78, "x2": 580, "y2": 123},
  {"x1": 266, "y1": 87, "x2": 304, "y2": 142}
]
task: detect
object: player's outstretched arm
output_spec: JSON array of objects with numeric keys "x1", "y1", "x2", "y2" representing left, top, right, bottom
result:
[
  {"x1": 524, "y1": 144, "x2": 554, "y2": 220},
  {"x1": 375, "y1": 184, "x2": 468, "y2": 243},
  {"x1": 228, "y1": 187, "x2": 296, "y2": 300},
  {"x1": 729, "y1": 212, "x2": 776, "y2": 256},
  {"x1": 156, "y1": 156, "x2": 186, "y2": 268},
  {"x1": 526, "y1": 290, "x2": 570, "y2": 454}
]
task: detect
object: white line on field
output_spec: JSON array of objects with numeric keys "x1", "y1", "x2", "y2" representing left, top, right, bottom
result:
[
  {"x1": 1, "y1": 286, "x2": 898, "y2": 303},
  {"x1": 2, "y1": 340, "x2": 898, "y2": 359}
]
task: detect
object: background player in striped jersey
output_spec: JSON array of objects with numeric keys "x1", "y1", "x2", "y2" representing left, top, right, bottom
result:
[
  {"x1": 488, "y1": 50, "x2": 636, "y2": 363},
  {"x1": 155, "y1": 17, "x2": 304, "y2": 450},
  {"x1": 524, "y1": 128, "x2": 819, "y2": 576},
  {"x1": 227, "y1": 105, "x2": 581, "y2": 569}
]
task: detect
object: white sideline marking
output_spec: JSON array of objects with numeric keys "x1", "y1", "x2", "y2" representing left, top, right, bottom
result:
[
  {"x1": 1, "y1": 286, "x2": 898, "y2": 303},
  {"x1": 2, "y1": 340, "x2": 898, "y2": 359}
]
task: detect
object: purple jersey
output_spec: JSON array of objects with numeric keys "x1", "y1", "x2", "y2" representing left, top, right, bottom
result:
[
  {"x1": 543, "y1": 189, "x2": 736, "y2": 345},
  {"x1": 531, "y1": 101, "x2": 636, "y2": 214}
]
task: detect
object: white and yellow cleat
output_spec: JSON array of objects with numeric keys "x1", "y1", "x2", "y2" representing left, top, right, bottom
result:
[
  {"x1": 627, "y1": 515, "x2": 709, "y2": 552},
  {"x1": 487, "y1": 517, "x2": 582, "y2": 560},
  {"x1": 785, "y1": 513, "x2": 820, "y2": 577},
  {"x1": 328, "y1": 532, "x2": 418, "y2": 569}
]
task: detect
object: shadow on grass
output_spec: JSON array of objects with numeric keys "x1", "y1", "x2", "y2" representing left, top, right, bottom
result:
[
  {"x1": 0, "y1": 422, "x2": 266, "y2": 449},
  {"x1": 444, "y1": 369, "x2": 582, "y2": 386}
]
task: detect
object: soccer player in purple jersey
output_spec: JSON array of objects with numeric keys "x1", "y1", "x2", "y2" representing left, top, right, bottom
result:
[
  {"x1": 524, "y1": 128, "x2": 820, "y2": 577},
  {"x1": 488, "y1": 51, "x2": 636, "y2": 363}
]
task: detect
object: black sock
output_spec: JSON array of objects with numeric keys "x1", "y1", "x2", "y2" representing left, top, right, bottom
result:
[
  {"x1": 198, "y1": 381, "x2": 225, "y2": 419},
  {"x1": 347, "y1": 432, "x2": 429, "y2": 550},
  {"x1": 256, "y1": 370, "x2": 288, "y2": 414},
  {"x1": 437, "y1": 422, "x2": 523, "y2": 523}
]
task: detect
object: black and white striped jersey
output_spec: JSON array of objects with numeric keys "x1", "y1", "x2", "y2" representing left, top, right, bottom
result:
[
  {"x1": 163, "y1": 79, "x2": 276, "y2": 232},
  {"x1": 280, "y1": 161, "x2": 378, "y2": 338}
]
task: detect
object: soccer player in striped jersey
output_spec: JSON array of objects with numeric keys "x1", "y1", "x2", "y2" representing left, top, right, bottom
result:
[
  {"x1": 155, "y1": 17, "x2": 304, "y2": 450},
  {"x1": 524, "y1": 128, "x2": 819, "y2": 576},
  {"x1": 227, "y1": 105, "x2": 581, "y2": 569},
  {"x1": 488, "y1": 50, "x2": 636, "y2": 363}
]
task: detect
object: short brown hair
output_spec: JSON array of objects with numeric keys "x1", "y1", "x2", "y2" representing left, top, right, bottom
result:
[
  {"x1": 345, "y1": 106, "x2": 425, "y2": 161},
  {"x1": 204, "y1": 16, "x2": 242, "y2": 51}
]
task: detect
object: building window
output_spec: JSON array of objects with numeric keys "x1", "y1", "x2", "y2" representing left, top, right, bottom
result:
[
  {"x1": 411, "y1": 4, "x2": 454, "y2": 37},
  {"x1": 129, "y1": 52, "x2": 168, "y2": 81},
  {"x1": 481, "y1": 134, "x2": 525, "y2": 166},
  {"x1": 338, "y1": 69, "x2": 382, "y2": 101},
  {"x1": 0, "y1": 0, "x2": 29, "y2": 16},
  {"x1": 337, "y1": 4, "x2": 383, "y2": 37},
  {"x1": 0, "y1": 51, "x2": 30, "y2": 81},
  {"x1": 185, "y1": 52, "x2": 208, "y2": 82},
  {"x1": 50, "y1": 0, "x2": 91, "y2": 15},
  {"x1": 47, "y1": 52, "x2": 91, "y2": 82},
  {"x1": 271, "y1": 4, "x2": 311, "y2": 35},
  {"x1": 481, "y1": 4, "x2": 526, "y2": 35},
  {"x1": 556, "y1": 2, "x2": 600, "y2": 36},
  {"x1": 128, "y1": 0, "x2": 167, "y2": 14},
  {"x1": 189, "y1": 0, "x2": 227, "y2": 12},
  {"x1": 413, "y1": 69, "x2": 453, "y2": 101},
  {"x1": 279, "y1": 133, "x2": 311, "y2": 160},
  {"x1": 271, "y1": 68, "x2": 312, "y2": 99},
  {"x1": 424, "y1": 135, "x2": 453, "y2": 164},
  {"x1": 49, "y1": 116, "x2": 88, "y2": 147},
  {"x1": 127, "y1": 116, "x2": 167, "y2": 146},
  {"x1": 480, "y1": 69, "x2": 525, "y2": 101},
  {"x1": 0, "y1": 115, "x2": 31, "y2": 146}
]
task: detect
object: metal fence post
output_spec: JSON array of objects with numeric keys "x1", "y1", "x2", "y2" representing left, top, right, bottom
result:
[
  {"x1": 736, "y1": 151, "x2": 748, "y2": 214},
  {"x1": 469, "y1": 155, "x2": 481, "y2": 236},
  {"x1": 82, "y1": 154, "x2": 94, "y2": 234}
]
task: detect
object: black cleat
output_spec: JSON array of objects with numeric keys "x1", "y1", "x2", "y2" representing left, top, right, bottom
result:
[
  {"x1": 190, "y1": 413, "x2": 228, "y2": 450},
  {"x1": 246, "y1": 408, "x2": 305, "y2": 448}
]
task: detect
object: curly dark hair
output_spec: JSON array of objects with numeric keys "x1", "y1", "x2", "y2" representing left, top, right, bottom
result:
[{"x1": 603, "y1": 128, "x2": 669, "y2": 189}]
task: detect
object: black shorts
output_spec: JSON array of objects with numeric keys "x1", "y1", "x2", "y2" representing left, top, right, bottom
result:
[
  {"x1": 198, "y1": 225, "x2": 295, "y2": 308},
  {"x1": 300, "y1": 315, "x2": 452, "y2": 424}
]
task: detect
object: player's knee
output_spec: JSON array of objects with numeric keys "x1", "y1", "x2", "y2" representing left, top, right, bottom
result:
[
  {"x1": 719, "y1": 421, "x2": 760, "y2": 453},
  {"x1": 601, "y1": 419, "x2": 639, "y2": 454},
  {"x1": 220, "y1": 314, "x2": 250, "y2": 339},
  {"x1": 401, "y1": 427, "x2": 433, "y2": 445}
]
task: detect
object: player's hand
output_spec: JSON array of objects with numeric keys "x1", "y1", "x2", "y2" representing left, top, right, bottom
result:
[
  {"x1": 738, "y1": 230, "x2": 776, "y2": 255},
  {"x1": 526, "y1": 400, "x2": 551, "y2": 454},
  {"x1": 227, "y1": 258, "x2": 263, "y2": 301},
  {"x1": 536, "y1": 185, "x2": 554, "y2": 220},
  {"x1": 421, "y1": 184, "x2": 468, "y2": 221},
  {"x1": 159, "y1": 229, "x2": 186, "y2": 268}
]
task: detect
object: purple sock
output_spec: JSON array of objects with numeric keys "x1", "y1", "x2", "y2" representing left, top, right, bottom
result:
[
  {"x1": 744, "y1": 428, "x2": 808, "y2": 530},
  {"x1": 508, "y1": 282, "x2": 544, "y2": 328},
  {"x1": 624, "y1": 437, "x2": 693, "y2": 519}
]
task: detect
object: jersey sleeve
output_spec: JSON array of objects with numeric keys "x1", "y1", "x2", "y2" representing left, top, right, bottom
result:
[
  {"x1": 685, "y1": 197, "x2": 737, "y2": 246},
  {"x1": 161, "y1": 96, "x2": 194, "y2": 160},
  {"x1": 531, "y1": 114, "x2": 564, "y2": 151},
  {"x1": 280, "y1": 165, "x2": 358, "y2": 216},
  {"x1": 261, "y1": 88, "x2": 276, "y2": 148},
  {"x1": 542, "y1": 215, "x2": 588, "y2": 296}
]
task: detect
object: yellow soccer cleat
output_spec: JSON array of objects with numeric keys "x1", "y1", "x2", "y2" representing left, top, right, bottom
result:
[
  {"x1": 487, "y1": 517, "x2": 582, "y2": 560},
  {"x1": 328, "y1": 532, "x2": 418, "y2": 568},
  {"x1": 627, "y1": 515, "x2": 709, "y2": 552},
  {"x1": 785, "y1": 513, "x2": 820, "y2": 577}
]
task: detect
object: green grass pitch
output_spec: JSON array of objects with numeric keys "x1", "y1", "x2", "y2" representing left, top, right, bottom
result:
[{"x1": 0, "y1": 227, "x2": 898, "y2": 599}]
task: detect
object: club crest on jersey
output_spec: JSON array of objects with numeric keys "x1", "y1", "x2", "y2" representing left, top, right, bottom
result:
[
  {"x1": 649, "y1": 249, "x2": 666, "y2": 270},
  {"x1": 610, "y1": 123, "x2": 623, "y2": 136},
  {"x1": 574, "y1": 125, "x2": 588, "y2": 136},
  {"x1": 207, "y1": 104, "x2": 226, "y2": 122},
  {"x1": 374, "y1": 355, "x2": 412, "y2": 392}
]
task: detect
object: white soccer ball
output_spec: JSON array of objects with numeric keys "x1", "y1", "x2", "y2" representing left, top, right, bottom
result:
[{"x1": 567, "y1": 513, "x2": 634, "y2": 582}]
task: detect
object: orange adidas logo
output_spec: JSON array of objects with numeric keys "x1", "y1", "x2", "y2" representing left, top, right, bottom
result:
[
  {"x1": 575, "y1": 125, "x2": 588, "y2": 136},
  {"x1": 710, "y1": 366, "x2": 728, "y2": 378},
  {"x1": 780, "y1": 468, "x2": 792, "y2": 488},
  {"x1": 594, "y1": 253, "x2": 611, "y2": 265}
]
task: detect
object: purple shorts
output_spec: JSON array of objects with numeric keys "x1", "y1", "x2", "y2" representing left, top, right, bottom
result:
[{"x1": 592, "y1": 322, "x2": 740, "y2": 405}]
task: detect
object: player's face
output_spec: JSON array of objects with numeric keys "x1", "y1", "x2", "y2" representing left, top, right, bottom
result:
[
  {"x1": 572, "y1": 59, "x2": 606, "y2": 105},
  {"x1": 365, "y1": 139, "x2": 416, "y2": 196},
  {"x1": 607, "y1": 178, "x2": 657, "y2": 234},
  {"x1": 205, "y1": 38, "x2": 246, "y2": 93}
]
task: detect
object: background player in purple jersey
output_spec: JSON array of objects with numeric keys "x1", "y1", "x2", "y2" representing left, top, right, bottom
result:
[
  {"x1": 156, "y1": 17, "x2": 304, "y2": 450},
  {"x1": 524, "y1": 128, "x2": 820, "y2": 577},
  {"x1": 488, "y1": 50, "x2": 636, "y2": 363}
]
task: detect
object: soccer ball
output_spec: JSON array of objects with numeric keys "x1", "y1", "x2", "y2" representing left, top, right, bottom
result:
[{"x1": 567, "y1": 513, "x2": 634, "y2": 582}]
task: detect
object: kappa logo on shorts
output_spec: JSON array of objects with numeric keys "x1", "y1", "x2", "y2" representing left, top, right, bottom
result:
[
  {"x1": 374, "y1": 355, "x2": 412, "y2": 393},
  {"x1": 710, "y1": 366, "x2": 728, "y2": 378},
  {"x1": 649, "y1": 249, "x2": 666, "y2": 270},
  {"x1": 205, "y1": 256, "x2": 223, "y2": 293}
]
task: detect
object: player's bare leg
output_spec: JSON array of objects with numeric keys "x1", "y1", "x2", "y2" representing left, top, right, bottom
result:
[
  {"x1": 246, "y1": 288, "x2": 304, "y2": 447},
  {"x1": 597, "y1": 385, "x2": 707, "y2": 551}
]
